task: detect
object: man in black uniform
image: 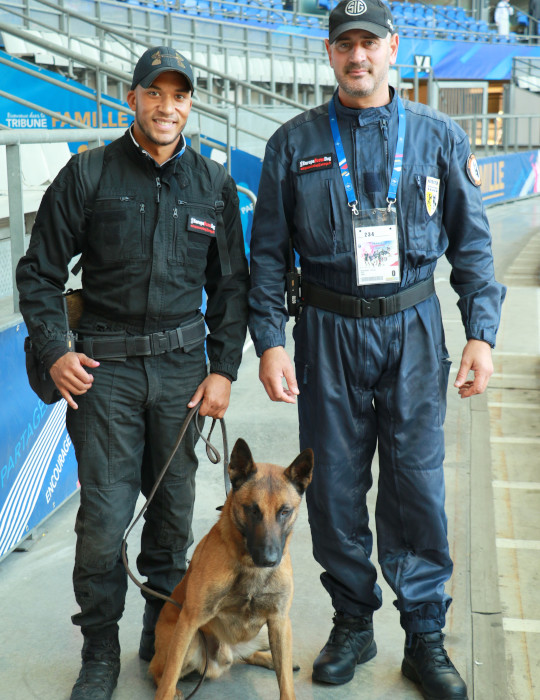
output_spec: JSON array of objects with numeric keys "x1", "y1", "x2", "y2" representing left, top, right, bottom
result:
[{"x1": 16, "y1": 46, "x2": 249, "y2": 700}]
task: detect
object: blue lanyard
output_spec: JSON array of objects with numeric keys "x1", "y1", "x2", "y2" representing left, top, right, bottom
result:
[{"x1": 328, "y1": 95, "x2": 406, "y2": 213}]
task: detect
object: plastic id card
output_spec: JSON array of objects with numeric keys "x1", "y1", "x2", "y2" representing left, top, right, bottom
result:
[{"x1": 353, "y1": 207, "x2": 401, "y2": 286}]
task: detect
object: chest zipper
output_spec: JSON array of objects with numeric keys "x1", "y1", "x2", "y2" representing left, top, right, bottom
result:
[
  {"x1": 152, "y1": 176, "x2": 162, "y2": 236},
  {"x1": 95, "y1": 195, "x2": 133, "y2": 203},
  {"x1": 172, "y1": 207, "x2": 178, "y2": 252},
  {"x1": 177, "y1": 199, "x2": 217, "y2": 212},
  {"x1": 139, "y1": 203, "x2": 146, "y2": 253}
]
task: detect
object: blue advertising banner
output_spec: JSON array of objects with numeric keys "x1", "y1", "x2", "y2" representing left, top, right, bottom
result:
[
  {"x1": 0, "y1": 323, "x2": 78, "y2": 561},
  {"x1": 0, "y1": 50, "x2": 128, "y2": 152},
  {"x1": 479, "y1": 149, "x2": 540, "y2": 204}
]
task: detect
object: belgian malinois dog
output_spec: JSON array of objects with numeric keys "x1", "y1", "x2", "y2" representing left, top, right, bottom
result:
[{"x1": 149, "y1": 438, "x2": 314, "y2": 700}]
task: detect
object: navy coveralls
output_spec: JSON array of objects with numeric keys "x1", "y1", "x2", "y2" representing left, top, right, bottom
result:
[
  {"x1": 249, "y1": 90, "x2": 505, "y2": 633},
  {"x1": 17, "y1": 132, "x2": 249, "y2": 637}
]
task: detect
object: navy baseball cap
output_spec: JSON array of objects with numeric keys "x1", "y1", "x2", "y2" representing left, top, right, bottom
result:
[
  {"x1": 131, "y1": 46, "x2": 194, "y2": 92},
  {"x1": 329, "y1": 0, "x2": 396, "y2": 42}
]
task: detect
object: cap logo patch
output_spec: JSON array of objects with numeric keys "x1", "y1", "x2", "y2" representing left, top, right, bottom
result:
[
  {"x1": 345, "y1": 0, "x2": 367, "y2": 16},
  {"x1": 151, "y1": 50, "x2": 163, "y2": 66},
  {"x1": 150, "y1": 49, "x2": 187, "y2": 68}
]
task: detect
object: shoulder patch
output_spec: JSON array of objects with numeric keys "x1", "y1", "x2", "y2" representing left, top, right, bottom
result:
[
  {"x1": 297, "y1": 153, "x2": 334, "y2": 174},
  {"x1": 466, "y1": 154, "x2": 482, "y2": 187}
]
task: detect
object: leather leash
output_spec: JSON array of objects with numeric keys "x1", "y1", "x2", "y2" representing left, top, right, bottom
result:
[{"x1": 121, "y1": 401, "x2": 230, "y2": 699}]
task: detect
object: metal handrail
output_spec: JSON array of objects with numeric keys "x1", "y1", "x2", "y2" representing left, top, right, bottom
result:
[
  {"x1": 452, "y1": 112, "x2": 540, "y2": 155},
  {"x1": 0, "y1": 1, "x2": 310, "y2": 110}
]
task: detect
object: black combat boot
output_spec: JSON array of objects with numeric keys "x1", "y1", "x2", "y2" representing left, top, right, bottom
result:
[
  {"x1": 402, "y1": 631, "x2": 468, "y2": 699},
  {"x1": 312, "y1": 612, "x2": 377, "y2": 685},
  {"x1": 70, "y1": 633, "x2": 120, "y2": 700},
  {"x1": 138, "y1": 600, "x2": 164, "y2": 662}
]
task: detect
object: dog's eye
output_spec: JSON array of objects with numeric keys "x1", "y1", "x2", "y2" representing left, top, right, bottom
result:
[{"x1": 278, "y1": 507, "x2": 292, "y2": 519}]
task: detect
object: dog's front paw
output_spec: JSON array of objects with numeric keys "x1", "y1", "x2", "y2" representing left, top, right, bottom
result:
[{"x1": 174, "y1": 691, "x2": 184, "y2": 700}]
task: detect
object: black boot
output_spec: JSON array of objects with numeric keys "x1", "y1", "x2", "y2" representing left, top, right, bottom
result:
[
  {"x1": 70, "y1": 634, "x2": 120, "y2": 700},
  {"x1": 138, "y1": 600, "x2": 164, "y2": 662},
  {"x1": 312, "y1": 612, "x2": 377, "y2": 685},
  {"x1": 402, "y1": 631, "x2": 468, "y2": 699}
]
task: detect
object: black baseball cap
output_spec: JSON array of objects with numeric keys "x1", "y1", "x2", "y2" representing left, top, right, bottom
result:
[
  {"x1": 329, "y1": 0, "x2": 396, "y2": 43},
  {"x1": 130, "y1": 46, "x2": 194, "y2": 92}
]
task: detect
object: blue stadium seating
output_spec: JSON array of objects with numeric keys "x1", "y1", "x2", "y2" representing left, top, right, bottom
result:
[{"x1": 129, "y1": 0, "x2": 526, "y2": 45}]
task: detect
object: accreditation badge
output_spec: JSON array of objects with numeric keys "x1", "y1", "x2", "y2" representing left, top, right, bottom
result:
[
  {"x1": 353, "y1": 207, "x2": 401, "y2": 286},
  {"x1": 425, "y1": 177, "x2": 440, "y2": 217}
]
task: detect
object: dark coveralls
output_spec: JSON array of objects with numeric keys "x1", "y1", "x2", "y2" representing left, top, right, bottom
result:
[
  {"x1": 248, "y1": 90, "x2": 505, "y2": 634},
  {"x1": 16, "y1": 131, "x2": 249, "y2": 637}
]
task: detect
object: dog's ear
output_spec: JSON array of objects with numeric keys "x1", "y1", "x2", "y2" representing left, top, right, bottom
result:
[
  {"x1": 284, "y1": 448, "x2": 314, "y2": 495},
  {"x1": 229, "y1": 438, "x2": 257, "y2": 490}
]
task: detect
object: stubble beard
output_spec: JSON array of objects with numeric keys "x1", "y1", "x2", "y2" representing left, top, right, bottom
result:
[
  {"x1": 136, "y1": 115, "x2": 181, "y2": 148},
  {"x1": 340, "y1": 61, "x2": 388, "y2": 99}
]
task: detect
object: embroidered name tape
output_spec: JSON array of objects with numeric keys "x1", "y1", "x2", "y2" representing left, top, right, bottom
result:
[
  {"x1": 297, "y1": 154, "x2": 334, "y2": 174},
  {"x1": 188, "y1": 216, "x2": 216, "y2": 236}
]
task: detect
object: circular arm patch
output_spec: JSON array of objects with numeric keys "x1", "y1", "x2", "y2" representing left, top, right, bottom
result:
[{"x1": 466, "y1": 154, "x2": 482, "y2": 187}]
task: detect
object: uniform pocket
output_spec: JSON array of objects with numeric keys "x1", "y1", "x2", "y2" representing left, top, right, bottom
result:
[
  {"x1": 401, "y1": 165, "x2": 444, "y2": 254},
  {"x1": 92, "y1": 194, "x2": 146, "y2": 261},
  {"x1": 185, "y1": 205, "x2": 216, "y2": 278},
  {"x1": 293, "y1": 174, "x2": 345, "y2": 257},
  {"x1": 169, "y1": 201, "x2": 216, "y2": 267}
]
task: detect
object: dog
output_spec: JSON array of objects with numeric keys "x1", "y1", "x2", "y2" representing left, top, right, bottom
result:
[{"x1": 149, "y1": 437, "x2": 314, "y2": 700}]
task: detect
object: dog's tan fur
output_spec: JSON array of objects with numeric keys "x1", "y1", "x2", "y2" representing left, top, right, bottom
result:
[{"x1": 149, "y1": 438, "x2": 314, "y2": 700}]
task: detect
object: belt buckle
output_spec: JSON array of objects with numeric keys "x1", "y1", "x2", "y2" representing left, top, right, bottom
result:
[
  {"x1": 360, "y1": 297, "x2": 386, "y2": 318},
  {"x1": 150, "y1": 331, "x2": 169, "y2": 355}
]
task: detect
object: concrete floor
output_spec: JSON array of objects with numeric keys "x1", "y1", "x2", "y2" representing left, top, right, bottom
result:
[
  {"x1": 486, "y1": 199, "x2": 540, "y2": 700},
  {"x1": 0, "y1": 197, "x2": 537, "y2": 700}
]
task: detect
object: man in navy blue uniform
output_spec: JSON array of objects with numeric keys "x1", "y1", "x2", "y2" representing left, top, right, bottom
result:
[{"x1": 248, "y1": 1, "x2": 505, "y2": 698}]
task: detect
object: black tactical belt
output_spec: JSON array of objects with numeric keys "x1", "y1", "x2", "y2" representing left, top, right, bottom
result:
[
  {"x1": 301, "y1": 276, "x2": 435, "y2": 318},
  {"x1": 75, "y1": 316, "x2": 206, "y2": 360}
]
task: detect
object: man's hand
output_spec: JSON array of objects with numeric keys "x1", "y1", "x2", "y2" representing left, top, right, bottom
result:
[
  {"x1": 454, "y1": 339, "x2": 494, "y2": 398},
  {"x1": 188, "y1": 373, "x2": 232, "y2": 419},
  {"x1": 49, "y1": 351, "x2": 100, "y2": 410},
  {"x1": 259, "y1": 346, "x2": 299, "y2": 404}
]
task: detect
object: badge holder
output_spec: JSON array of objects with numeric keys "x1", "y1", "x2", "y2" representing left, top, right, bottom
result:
[
  {"x1": 328, "y1": 96, "x2": 406, "y2": 288},
  {"x1": 352, "y1": 203, "x2": 400, "y2": 286}
]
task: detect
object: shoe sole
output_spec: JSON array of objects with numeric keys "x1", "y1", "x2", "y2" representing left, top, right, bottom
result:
[
  {"x1": 312, "y1": 640, "x2": 377, "y2": 685},
  {"x1": 401, "y1": 659, "x2": 469, "y2": 700}
]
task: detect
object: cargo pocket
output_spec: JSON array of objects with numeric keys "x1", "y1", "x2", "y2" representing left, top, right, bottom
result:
[{"x1": 438, "y1": 343, "x2": 452, "y2": 426}]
